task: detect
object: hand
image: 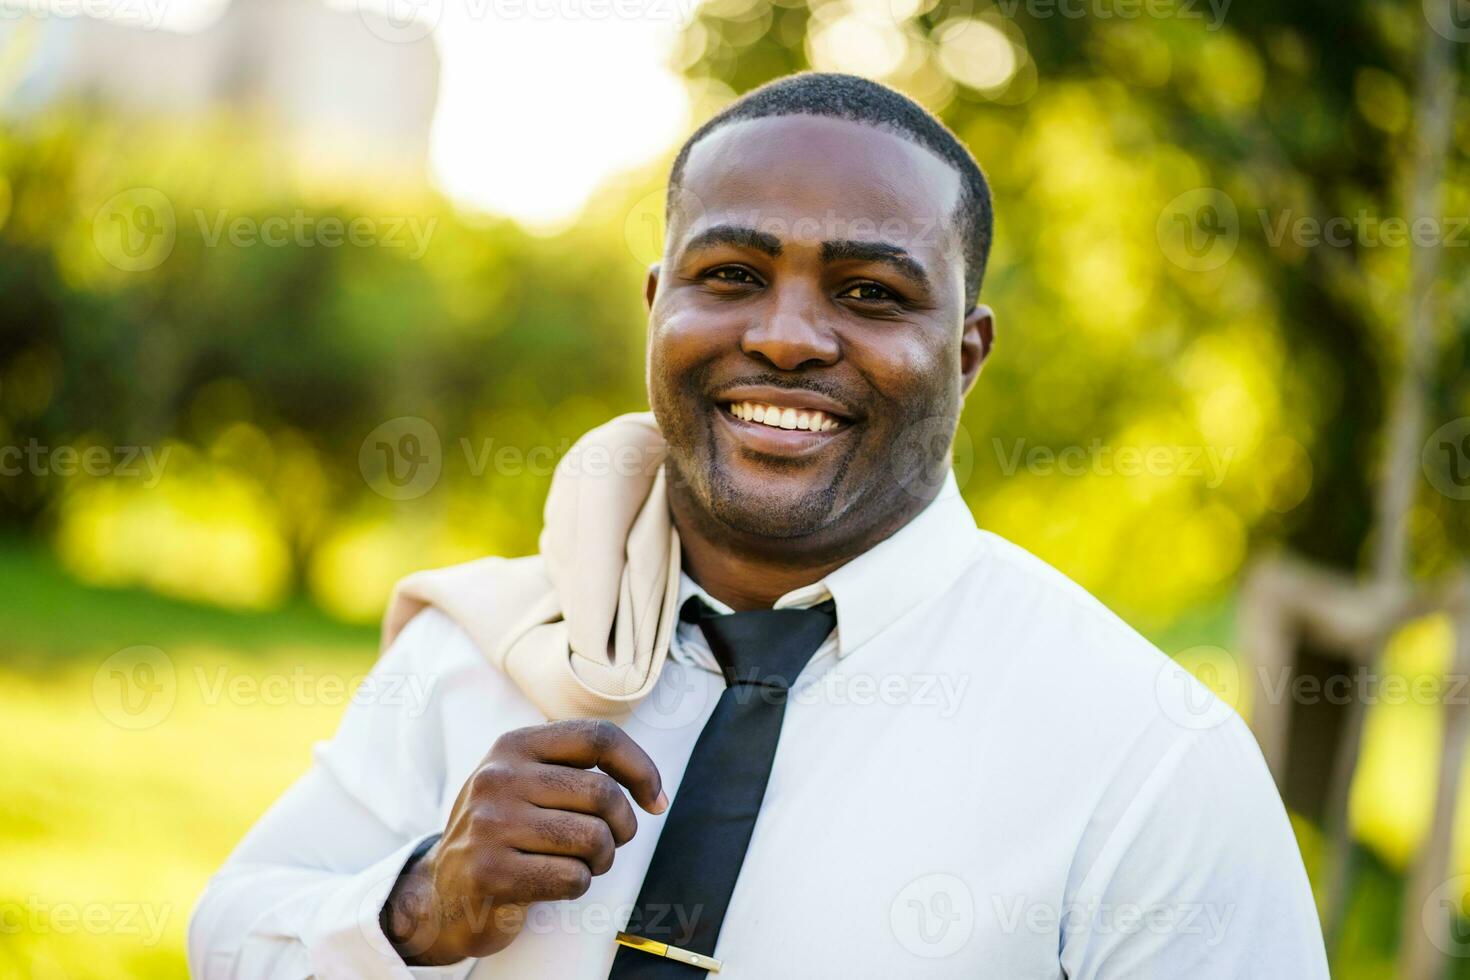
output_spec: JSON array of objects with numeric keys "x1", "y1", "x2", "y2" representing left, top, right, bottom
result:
[{"x1": 383, "y1": 719, "x2": 667, "y2": 965}]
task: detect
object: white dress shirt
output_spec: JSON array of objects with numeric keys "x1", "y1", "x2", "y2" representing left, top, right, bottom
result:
[{"x1": 189, "y1": 474, "x2": 1329, "y2": 979}]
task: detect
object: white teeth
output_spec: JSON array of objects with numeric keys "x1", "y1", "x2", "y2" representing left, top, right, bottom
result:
[{"x1": 727, "y1": 401, "x2": 843, "y2": 433}]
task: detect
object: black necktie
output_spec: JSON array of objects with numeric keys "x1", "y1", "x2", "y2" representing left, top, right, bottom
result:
[{"x1": 609, "y1": 597, "x2": 838, "y2": 977}]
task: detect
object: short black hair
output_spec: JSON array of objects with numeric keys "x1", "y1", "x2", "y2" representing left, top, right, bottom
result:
[{"x1": 667, "y1": 72, "x2": 994, "y2": 308}]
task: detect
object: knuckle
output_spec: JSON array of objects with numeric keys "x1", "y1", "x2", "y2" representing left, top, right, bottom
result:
[
  {"x1": 470, "y1": 762, "x2": 516, "y2": 797},
  {"x1": 591, "y1": 775, "x2": 623, "y2": 811},
  {"x1": 586, "y1": 719, "x2": 619, "y2": 751},
  {"x1": 592, "y1": 826, "x2": 615, "y2": 866},
  {"x1": 564, "y1": 864, "x2": 593, "y2": 897},
  {"x1": 604, "y1": 797, "x2": 636, "y2": 842},
  {"x1": 514, "y1": 861, "x2": 586, "y2": 901},
  {"x1": 467, "y1": 801, "x2": 506, "y2": 834},
  {"x1": 578, "y1": 818, "x2": 609, "y2": 852},
  {"x1": 489, "y1": 729, "x2": 522, "y2": 756},
  {"x1": 492, "y1": 724, "x2": 541, "y2": 756},
  {"x1": 550, "y1": 815, "x2": 607, "y2": 857}
]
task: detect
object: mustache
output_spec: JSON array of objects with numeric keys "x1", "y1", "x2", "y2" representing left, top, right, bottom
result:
[{"x1": 707, "y1": 374, "x2": 864, "y2": 414}]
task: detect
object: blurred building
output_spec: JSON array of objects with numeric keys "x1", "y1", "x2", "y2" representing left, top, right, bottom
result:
[{"x1": 0, "y1": 0, "x2": 439, "y2": 179}]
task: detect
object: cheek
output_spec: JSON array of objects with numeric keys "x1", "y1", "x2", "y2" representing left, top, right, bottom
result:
[
  {"x1": 650, "y1": 298, "x2": 740, "y2": 374},
  {"x1": 846, "y1": 327, "x2": 957, "y2": 407}
]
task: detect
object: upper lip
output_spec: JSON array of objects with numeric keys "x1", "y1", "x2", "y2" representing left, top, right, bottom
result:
[{"x1": 713, "y1": 385, "x2": 860, "y2": 422}]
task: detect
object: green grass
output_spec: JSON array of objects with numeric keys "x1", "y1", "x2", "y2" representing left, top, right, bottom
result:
[
  {"x1": 0, "y1": 544, "x2": 380, "y2": 978},
  {"x1": 0, "y1": 538, "x2": 376, "y2": 667}
]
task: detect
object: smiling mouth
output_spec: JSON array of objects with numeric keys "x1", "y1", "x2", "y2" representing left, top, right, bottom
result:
[{"x1": 723, "y1": 400, "x2": 849, "y2": 433}]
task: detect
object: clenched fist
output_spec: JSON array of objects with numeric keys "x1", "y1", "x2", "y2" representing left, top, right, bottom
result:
[{"x1": 382, "y1": 719, "x2": 667, "y2": 965}]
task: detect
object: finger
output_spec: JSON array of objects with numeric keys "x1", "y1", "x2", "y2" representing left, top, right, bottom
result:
[
  {"x1": 506, "y1": 808, "x2": 617, "y2": 876},
  {"x1": 498, "y1": 852, "x2": 594, "y2": 904},
  {"x1": 504, "y1": 720, "x2": 666, "y2": 814},
  {"x1": 523, "y1": 765, "x2": 639, "y2": 845}
]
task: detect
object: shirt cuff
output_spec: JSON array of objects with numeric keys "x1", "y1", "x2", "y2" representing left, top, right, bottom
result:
[{"x1": 302, "y1": 833, "x2": 477, "y2": 980}]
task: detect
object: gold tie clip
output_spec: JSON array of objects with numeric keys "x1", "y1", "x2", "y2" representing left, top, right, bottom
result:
[{"x1": 614, "y1": 932, "x2": 723, "y2": 973}]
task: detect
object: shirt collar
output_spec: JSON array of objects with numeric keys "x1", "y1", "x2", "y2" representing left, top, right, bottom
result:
[{"x1": 676, "y1": 470, "x2": 981, "y2": 659}]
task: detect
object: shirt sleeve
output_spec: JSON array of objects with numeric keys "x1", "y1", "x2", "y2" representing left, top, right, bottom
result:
[
  {"x1": 187, "y1": 609, "x2": 483, "y2": 980},
  {"x1": 1059, "y1": 711, "x2": 1330, "y2": 980}
]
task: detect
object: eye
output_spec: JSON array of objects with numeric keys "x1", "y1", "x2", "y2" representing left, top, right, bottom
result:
[
  {"x1": 837, "y1": 281, "x2": 899, "y2": 303},
  {"x1": 705, "y1": 266, "x2": 761, "y2": 286}
]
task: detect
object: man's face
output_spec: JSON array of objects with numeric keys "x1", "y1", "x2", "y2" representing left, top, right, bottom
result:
[{"x1": 646, "y1": 114, "x2": 992, "y2": 550}]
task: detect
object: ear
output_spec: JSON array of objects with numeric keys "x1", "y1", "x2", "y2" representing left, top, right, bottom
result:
[
  {"x1": 644, "y1": 264, "x2": 660, "y2": 312},
  {"x1": 959, "y1": 303, "x2": 995, "y2": 398}
]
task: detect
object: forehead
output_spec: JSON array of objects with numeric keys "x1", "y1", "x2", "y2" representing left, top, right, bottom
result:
[{"x1": 672, "y1": 114, "x2": 964, "y2": 260}]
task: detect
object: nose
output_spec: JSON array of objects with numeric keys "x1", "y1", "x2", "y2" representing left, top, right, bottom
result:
[{"x1": 740, "y1": 284, "x2": 840, "y2": 372}]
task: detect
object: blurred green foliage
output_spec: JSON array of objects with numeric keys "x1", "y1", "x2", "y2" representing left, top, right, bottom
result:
[{"x1": 0, "y1": 109, "x2": 661, "y2": 617}]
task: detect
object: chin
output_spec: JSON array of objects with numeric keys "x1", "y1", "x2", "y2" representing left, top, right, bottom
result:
[{"x1": 703, "y1": 469, "x2": 844, "y2": 540}]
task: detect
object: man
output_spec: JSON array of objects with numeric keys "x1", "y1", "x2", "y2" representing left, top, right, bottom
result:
[{"x1": 190, "y1": 73, "x2": 1328, "y2": 978}]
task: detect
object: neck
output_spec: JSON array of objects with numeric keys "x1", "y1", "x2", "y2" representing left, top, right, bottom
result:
[{"x1": 667, "y1": 486, "x2": 931, "y2": 612}]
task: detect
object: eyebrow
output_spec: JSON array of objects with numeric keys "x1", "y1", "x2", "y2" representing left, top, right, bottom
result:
[
  {"x1": 682, "y1": 224, "x2": 783, "y2": 257},
  {"x1": 822, "y1": 240, "x2": 931, "y2": 291},
  {"x1": 682, "y1": 225, "x2": 934, "y2": 291}
]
